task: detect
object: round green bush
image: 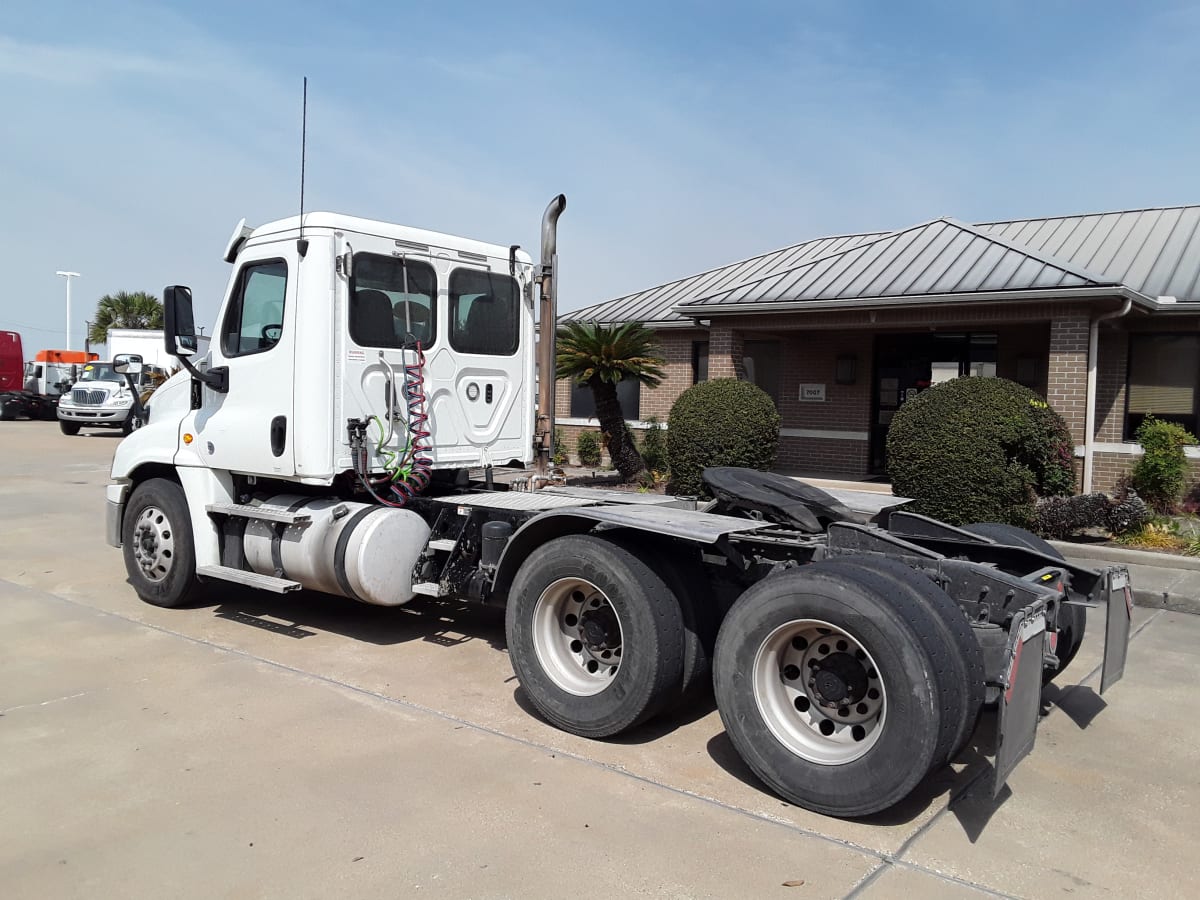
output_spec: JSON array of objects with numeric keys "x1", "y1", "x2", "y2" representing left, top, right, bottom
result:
[
  {"x1": 668, "y1": 378, "x2": 781, "y2": 495},
  {"x1": 576, "y1": 430, "x2": 602, "y2": 467},
  {"x1": 1132, "y1": 416, "x2": 1198, "y2": 513},
  {"x1": 886, "y1": 377, "x2": 1075, "y2": 527}
]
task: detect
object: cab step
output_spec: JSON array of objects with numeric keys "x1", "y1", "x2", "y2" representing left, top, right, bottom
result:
[
  {"x1": 197, "y1": 565, "x2": 302, "y2": 593},
  {"x1": 411, "y1": 581, "x2": 446, "y2": 597},
  {"x1": 206, "y1": 503, "x2": 311, "y2": 525},
  {"x1": 427, "y1": 538, "x2": 458, "y2": 552}
]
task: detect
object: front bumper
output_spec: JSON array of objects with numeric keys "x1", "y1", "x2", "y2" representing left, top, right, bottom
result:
[
  {"x1": 105, "y1": 482, "x2": 128, "y2": 548},
  {"x1": 59, "y1": 405, "x2": 131, "y2": 424}
]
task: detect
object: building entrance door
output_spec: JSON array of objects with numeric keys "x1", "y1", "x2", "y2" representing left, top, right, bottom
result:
[{"x1": 870, "y1": 333, "x2": 997, "y2": 474}]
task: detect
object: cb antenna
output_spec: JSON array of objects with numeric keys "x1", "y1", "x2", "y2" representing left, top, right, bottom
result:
[{"x1": 297, "y1": 76, "x2": 309, "y2": 258}]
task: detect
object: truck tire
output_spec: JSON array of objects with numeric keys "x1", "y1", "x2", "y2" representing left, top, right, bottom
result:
[
  {"x1": 816, "y1": 555, "x2": 985, "y2": 763},
  {"x1": 505, "y1": 534, "x2": 685, "y2": 738},
  {"x1": 121, "y1": 412, "x2": 144, "y2": 436},
  {"x1": 121, "y1": 478, "x2": 203, "y2": 609},
  {"x1": 963, "y1": 522, "x2": 1085, "y2": 682},
  {"x1": 59, "y1": 420, "x2": 81, "y2": 435},
  {"x1": 608, "y1": 538, "x2": 718, "y2": 698},
  {"x1": 713, "y1": 563, "x2": 957, "y2": 817}
]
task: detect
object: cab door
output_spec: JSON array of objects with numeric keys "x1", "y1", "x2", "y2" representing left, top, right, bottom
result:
[{"x1": 189, "y1": 242, "x2": 296, "y2": 476}]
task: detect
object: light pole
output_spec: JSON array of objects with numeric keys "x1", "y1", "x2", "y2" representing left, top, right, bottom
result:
[{"x1": 56, "y1": 271, "x2": 81, "y2": 351}]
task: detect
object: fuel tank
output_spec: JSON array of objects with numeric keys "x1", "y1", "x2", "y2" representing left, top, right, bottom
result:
[{"x1": 242, "y1": 494, "x2": 431, "y2": 606}]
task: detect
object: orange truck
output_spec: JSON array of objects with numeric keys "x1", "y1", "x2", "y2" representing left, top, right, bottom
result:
[{"x1": 0, "y1": 332, "x2": 97, "y2": 420}]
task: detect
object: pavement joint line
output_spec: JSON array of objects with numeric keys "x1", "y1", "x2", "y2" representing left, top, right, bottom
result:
[
  {"x1": 6, "y1": 579, "x2": 897, "y2": 866},
  {"x1": 0, "y1": 690, "x2": 92, "y2": 716},
  {"x1": 841, "y1": 610, "x2": 1169, "y2": 900},
  {"x1": 842, "y1": 768, "x2": 1013, "y2": 900},
  {"x1": 10, "y1": 577, "x2": 1151, "y2": 897}
]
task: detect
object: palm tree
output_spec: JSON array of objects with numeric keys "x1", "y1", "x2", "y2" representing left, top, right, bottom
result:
[
  {"x1": 556, "y1": 321, "x2": 665, "y2": 481},
  {"x1": 88, "y1": 291, "x2": 164, "y2": 346}
]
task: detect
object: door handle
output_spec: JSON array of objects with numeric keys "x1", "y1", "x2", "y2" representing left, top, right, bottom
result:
[{"x1": 270, "y1": 416, "x2": 287, "y2": 457}]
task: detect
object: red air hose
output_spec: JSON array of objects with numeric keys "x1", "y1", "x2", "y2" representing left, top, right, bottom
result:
[{"x1": 390, "y1": 341, "x2": 432, "y2": 504}]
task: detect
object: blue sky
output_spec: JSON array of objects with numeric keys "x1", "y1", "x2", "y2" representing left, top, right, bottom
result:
[{"x1": 2, "y1": 1, "x2": 1198, "y2": 352}]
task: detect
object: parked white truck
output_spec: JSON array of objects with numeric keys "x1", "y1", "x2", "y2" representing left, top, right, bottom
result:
[
  {"x1": 57, "y1": 358, "x2": 168, "y2": 435},
  {"x1": 103, "y1": 198, "x2": 1134, "y2": 817}
]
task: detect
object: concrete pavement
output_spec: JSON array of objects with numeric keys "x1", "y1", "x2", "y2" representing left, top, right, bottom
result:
[{"x1": 2, "y1": 421, "x2": 1198, "y2": 898}]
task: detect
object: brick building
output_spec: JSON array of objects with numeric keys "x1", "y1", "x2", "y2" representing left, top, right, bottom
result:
[{"x1": 557, "y1": 207, "x2": 1200, "y2": 493}]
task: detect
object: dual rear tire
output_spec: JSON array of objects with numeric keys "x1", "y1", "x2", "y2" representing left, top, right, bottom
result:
[{"x1": 712, "y1": 559, "x2": 981, "y2": 818}]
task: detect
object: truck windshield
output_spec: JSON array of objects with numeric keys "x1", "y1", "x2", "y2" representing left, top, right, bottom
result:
[{"x1": 79, "y1": 364, "x2": 119, "y2": 382}]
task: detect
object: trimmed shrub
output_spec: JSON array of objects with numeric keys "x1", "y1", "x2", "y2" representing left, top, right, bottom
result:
[
  {"x1": 1033, "y1": 493, "x2": 1111, "y2": 539},
  {"x1": 668, "y1": 378, "x2": 781, "y2": 496},
  {"x1": 887, "y1": 377, "x2": 1075, "y2": 527},
  {"x1": 1132, "y1": 416, "x2": 1198, "y2": 513},
  {"x1": 640, "y1": 416, "x2": 668, "y2": 473},
  {"x1": 1107, "y1": 487, "x2": 1151, "y2": 536},
  {"x1": 576, "y1": 430, "x2": 602, "y2": 467}
]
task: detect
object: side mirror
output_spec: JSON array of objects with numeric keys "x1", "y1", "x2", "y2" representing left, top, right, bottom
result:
[
  {"x1": 113, "y1": 353, "x2": 144, "y2": 375},
  {"x1": 162, "y1": 284, "x2": 229, "y2": 394},
  {"x1": 163, "y1": 285, "x2": 199, "y2": 357}
]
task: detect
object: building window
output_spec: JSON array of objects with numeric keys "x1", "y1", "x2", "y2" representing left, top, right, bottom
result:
[
  {"x1": 569, "y1": 379, "x2": 641, "y2": 420},
  {"x1": 692, "y1": 340, "x2": 709, "y2": 383},
  {"x1": 1126, "y1": 334, "x2": 1200, "y2": 437},
  {"x1": 743, "y1": 340, "x2": 781, "y2": 404}
]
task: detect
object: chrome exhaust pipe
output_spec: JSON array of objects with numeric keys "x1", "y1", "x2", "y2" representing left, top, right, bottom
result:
[{"x1": 535, "y1": 194, "x2": 566, "y2": 481}]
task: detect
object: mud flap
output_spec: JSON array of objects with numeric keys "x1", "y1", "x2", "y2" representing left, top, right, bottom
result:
[
  {"x1": 1100, "y1": 566, "x2": 1133, "y2": 695},
  {"x1": 993, "y1": 609, "x2": 1046, "y2": 798}
]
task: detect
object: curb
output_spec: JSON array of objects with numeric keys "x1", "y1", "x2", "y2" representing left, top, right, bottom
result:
[
  {"x1": 1049, "y1": 540, "x2": 1200, "y2": 571},
  {"x1": 1131, "y1": 589, "x2": 1200, "y2": 616}
]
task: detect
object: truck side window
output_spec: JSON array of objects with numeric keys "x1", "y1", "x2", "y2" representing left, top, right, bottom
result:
[
  {"x1": 220, "y1": 260, "x2": 288, "y2": 357},
  {"x1": 449, "y1": 269, "x2": 519, "y2": 356},
  {"x1": 350, "y1": 254, "x2": 437, "y2": 349}
]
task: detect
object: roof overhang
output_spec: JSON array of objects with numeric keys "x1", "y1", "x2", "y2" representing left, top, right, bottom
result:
[{"x1": 674, "y1": 285, "x2": 1158, "y2": 318}]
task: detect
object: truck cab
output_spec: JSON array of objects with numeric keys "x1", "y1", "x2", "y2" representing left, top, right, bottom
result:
[{"x1": 56, "y1": 359, "x2": 164, "y2": 435}]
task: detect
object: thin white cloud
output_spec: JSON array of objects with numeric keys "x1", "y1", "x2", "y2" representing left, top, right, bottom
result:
[{"x1": 0, "y1": 34, "x2": 175, "y2": 84}]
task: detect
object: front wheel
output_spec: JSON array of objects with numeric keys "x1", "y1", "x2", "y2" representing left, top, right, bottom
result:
[
  {"x1": 121, "y1": 478, "x2": 202, "y2": 608},
  {"x1": 59, "y1": 420, "x2": 81, "y2": 435},
  {"x1": 714, "y1": 564, "x2": 957, "y2": 817},
  {"x1": 505, "y1": 535, "x2": 685, "y2": 738},
  {"x1": 121, "y1": 412, "x2": 144, "y2": 436}
]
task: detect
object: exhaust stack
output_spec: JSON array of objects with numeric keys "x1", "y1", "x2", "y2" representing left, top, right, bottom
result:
[{"x1": 534, "y1": 194, "x2": 566, "y2": 480}]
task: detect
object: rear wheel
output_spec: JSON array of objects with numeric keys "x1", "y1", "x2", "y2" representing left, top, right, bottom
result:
[
  {"x1": 506, "y1": 535, "x2": 685, "y2": 738},
  {"x1": 609, "y1": 539, "x2": 719, "y2": 698},
  {"x1": 121, "y1": 478, "x2": 202, "y2": 608},
  {"x1": 963, "y1": 522, "x2": 1085, "y2": 681},
  {"x1": 816, "y1": 555, "x2": 984, "y2": 763},
  {"x1": 713, "y1": 563, "x2": 957, "y2": 817},
  {"x1": 59, "y1": 420, "x2": 80, "y2": 435}
]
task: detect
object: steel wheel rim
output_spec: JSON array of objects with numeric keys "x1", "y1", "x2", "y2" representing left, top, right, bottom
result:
[
  {"x1": 131, "y1": 504, "x2": 176, "y2": 583},
  {"x1": 752, "y1": 618, "x2": 886, "y2": 765},
  {"x1": 532, "y1": 577, "x2": 624, "y2": 696}
]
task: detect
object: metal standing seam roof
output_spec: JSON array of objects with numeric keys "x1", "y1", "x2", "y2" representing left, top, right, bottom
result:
[
  {"x1": 561, "y1": 204, "x2": 1200, "y2": 325},
  {"x1": 976, "y1": 206, "x2": 1200, "y2": 304},
  {"x1": 560, "y1": 230, "x2": 887, "y2": 326},
  {"x1": 681, "y1": 217, "x2": 1129, "y2": 310}
]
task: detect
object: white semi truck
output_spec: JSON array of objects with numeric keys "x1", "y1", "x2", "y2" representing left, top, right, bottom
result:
[{"x1": 104, "y1": 197, "x2": 1133, "y2": 817}]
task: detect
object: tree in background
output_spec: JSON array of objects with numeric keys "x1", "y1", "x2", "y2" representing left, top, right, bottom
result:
[
  {"x1": 555, "y1": 321, "x2": 665, "y2": 482},
  {"x1": 88, "y1": 291, "x2": 164, "y2": 346}
]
